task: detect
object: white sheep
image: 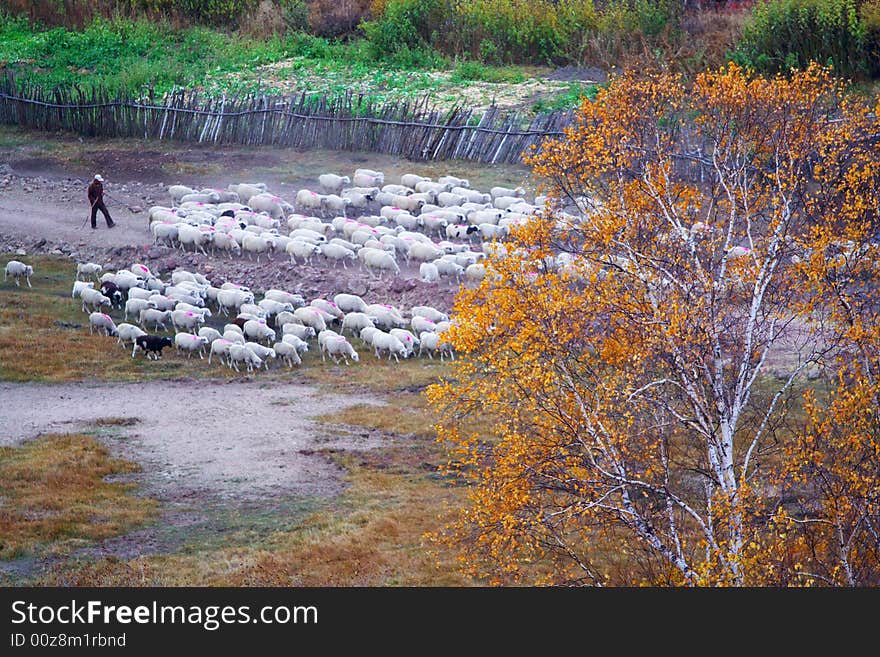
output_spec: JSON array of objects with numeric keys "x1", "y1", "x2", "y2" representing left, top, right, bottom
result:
[
  {"x1": 168, "y1": 184, "x2": 195, "y2": 203},
  {"x1": 4, "y1": 260, "x2": 33, "y2": 287},
  {"x1": 353, "y1": 169, "x2": 384, "y2": 187},
  {"x1": 198, "y1": 327, "x2": 223, "y2": 344},
  {"x1": 408, "y1": 241, "x2": 444, "y2": 263},
  {"x1": 180, "y1": 191, "x2": 221, "y2": 205},
  {"x1": 370, "y1": 331, "x2": 407, "y2": 362},
  {"x1": 212, "y1": 232, "x2": 242, "y2": 259},
  {"x1": 125, "y1": 298, "x2": 152, "y2": 321},
  {"x1": 151, "y1": 222, "x2": 179, "y2": 246},
  {"x1": 89, "y1": 312, "x2": 118, "y2": 337},
  {"x1": 400, "y1": 173, "x2": 429, "y2": 188},
  {"x1": 200, "y1": 187, "x2": 240, "y2": 204},
  {"x1": 325, "y1": 335, "x2": 359, "y2": 364},
  {"x1": 490, "y1": 185, "x2": 526, "y2": 199},
  {"x1": 362, "y1": 249, "x2": 400, "y2": 278},
  {"x1": 310, "y1": 298, "x2": 344, "y2": 320},
  {"x1": 418, "y1": 331, "x2": 440, "y2": 359},
  {"x1": 227, "y1": 183, "x2": 267, "y2": 204},
  {"x1": 241, "y1": 233, "x2": 272, "y2": 263},
  {"x1": 364, "y1": 303, "x2": 407, "y2": 331},
  {"x1": 293, "y1": 306, "x2": 327, "y2": 333},
  {"x1": 248, "y1": 193, "x2": 289, "y2": 221},
  {"x1": 465, "y1": 263, "x2": 486, "y2": 283},
  {"x1": 71, "y1": 280, "x2": 94, "y2": 298},
  {"x1": 419, "y1": 262, "x2": 440, "y2": 283},
  {"x1": 175, "y1": 332, "x2": 209, "y2": 358},
  {"x1": 116, "y1": 322, "x2": 146, "y2": 347},
  {"x1": 412, "y1": 305, "x2": 449, "y2": 323},
  {"x1": 286, "y1": 239, "x2": 321, "y2": 264},
  {"x1": 273, "y1": 340, "x2": 303, "y2": 367},
  {"x1": 175, "y1": 302, "x2": 211, "y2": 319},
  {"x1": 479, "y1": 223, "x2": 509, "y2": 240},
  {"x1": 438, "y1": 175, "x2": 469, "y2": 188},
  {"x1": 244, "y1": 341, "x2": 276, "y2": 370},
  {"x1": 282, "y1": 323, "x2": 316, "y2": 341},
  {"x1": 433, "y1": 258, "x2": 465, "y2": 280},
  {"x1": 359, "y1": 326, "x2": 381, "y2": 345},
  {"x1": 320, "y1": 243, "x2": 357, "y2": 268},
  {"x1": 222, "y1": 330, "x2": 246, "y2": 345},
  {"x1": 171, "y1": 309, "x2": 206, "y2": 333},
  {"x1": 317, "y1": 329, "x2": 341, "y2": 361},
  {"x1": 216, "y1": 288, "x2": 254, "y2": 316},
  {"x1": 80, "y1": 287, "x2": 111, "y2": 312},
  {"x1": 176, "y1": 224, "x2": 213, "y2": 256},
  {"x1": 139, "y1": 308, "x2": 172, "y2": 331},
  {"x1": 243, "y1": 319, "x2": 276, "y2": 345},
  {"x1": 295, "y1": 189, "x2": 326, "y2": 214},
  {"x1": 319, "y1": 173, "x2": 351, "y2": 194},
  {"x1": 341, "y1": 190, "x2": 370, "y2": 211},
  {"x1": 333, "y1": 293, "x2": 368, "y2": 313},
  {"x1": 264, "y1": 289, "x2": 305, "y2": 307},
  {"x1": 468, "y1": 209, "x2": 504, "y2": 225},
  {"x1": 76, "y1": 262, "x2": 103, "y2": 280},
  {"x1": 147, "y1": 294, "x2": 177, "y2": 311},
  {"x1": 258, "y1": 299, "x2": 294, "y2": 318},
  {"x1": 281, "y1": 333, "x2": 310, "y2": 354},
  {"x1": 341, "y1": 312, "x2": 375, "y2": 336},
  {"x1": 228, "y1": 344, "x2": 262, "y2": 373},
  {"x1": 416, "y1": 180, "x2": 454, "y2": 195},
  {"x1": 411, "y1": 315, "x2": 437, "y2": 334},
  {"x1": 209, "y1": 338, "x2": 234, "y2": 365},
  {"x1": 390, "y1": 328, "x2": 419, "y2": 357}
]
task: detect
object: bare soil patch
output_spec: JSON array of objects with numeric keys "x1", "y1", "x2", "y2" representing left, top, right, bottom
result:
[{"x1": 0, "y1": 379, "x2": 386, "y2": 503}]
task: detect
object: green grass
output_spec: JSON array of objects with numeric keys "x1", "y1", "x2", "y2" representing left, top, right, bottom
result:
[
  {"x1": 0, "y1": 15, "x2": 446, "y2": 97},
  {"x1": 450, "y1": 61, "x2": 529, "y2": 84},
  {"x1": 531, "y1": 81, "x2": 600, "y2": 113},
  {"x1": 0, "y1": 14, "x2": 583, "y2": 115}
]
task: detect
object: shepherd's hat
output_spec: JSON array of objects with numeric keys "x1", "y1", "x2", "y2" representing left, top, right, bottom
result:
[{"x1": 94, "y1": 174, "x2": 104, "y2": 182}]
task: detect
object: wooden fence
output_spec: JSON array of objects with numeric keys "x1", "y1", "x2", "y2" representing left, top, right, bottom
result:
[{"x1": 0, "y1": 75, "x2": 575, "y2": 164}]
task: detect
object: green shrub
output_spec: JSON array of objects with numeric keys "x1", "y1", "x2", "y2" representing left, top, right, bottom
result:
[
  {"x1": 450, "y1": 61, "x2": 528, "y2": 83},
  {"x1": 280, "y1": 0, "x2": 310, "y2": 33},
  {"x1": 133, "y1": 0, "x2": 258, "y2": 28},
  {"x1": 732, "y1": 0, "x2": 867, "y2": 77},
  {"x1": 360, "y1": 0, "x2": 451, "y2": 58},
  {"x1": 364, "y1": 0, "x2": 680, "y2": 67},
  {"x1": 862, "y1": 0, "x2": 880, "y2": 75}
]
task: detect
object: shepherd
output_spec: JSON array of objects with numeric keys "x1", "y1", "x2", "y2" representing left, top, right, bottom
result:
[{"x1": 87, "y1": 174, "x2": 116, "y2": 229}]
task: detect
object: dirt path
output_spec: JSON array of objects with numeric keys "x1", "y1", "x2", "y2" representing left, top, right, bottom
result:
[{"x1": 0, "y1": 379, "x2": 385, "y2": 502}]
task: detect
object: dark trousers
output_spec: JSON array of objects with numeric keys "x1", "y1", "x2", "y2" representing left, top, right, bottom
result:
[{"x1": 90, "y1": 201, "x2": 113, "y2": 228}]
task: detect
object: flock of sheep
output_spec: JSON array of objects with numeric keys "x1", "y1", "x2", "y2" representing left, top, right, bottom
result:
[
  {"x1": 146, "y1": 167, "x2": 546, "y2": 284},
  {"x1": 5, "y1": 166, "x2": 556, "y2": 373},
  {"x1": 70, "y1": 258, "x2": 456, "y2": 372}
]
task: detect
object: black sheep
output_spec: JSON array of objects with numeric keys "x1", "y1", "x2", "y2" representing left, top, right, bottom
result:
[
  {"x1": 100, "y1": 281, "x2": 125, "y2": 309},
  {"x1": 133, "y1": 334, "x2": 173, "y2": 360}
]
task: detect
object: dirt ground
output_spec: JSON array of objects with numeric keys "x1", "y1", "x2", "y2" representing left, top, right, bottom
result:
[{"x1": 0, "y1": 379, "x2": 385, "y2": 502}]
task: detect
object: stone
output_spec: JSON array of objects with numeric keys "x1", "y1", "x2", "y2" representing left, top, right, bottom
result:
[
  {"x1": 130, "y1": 205, "x2": 144, "y2": 214},
  {"x1": 15, "y1": 248, "x2": 26, "y2": 256}
]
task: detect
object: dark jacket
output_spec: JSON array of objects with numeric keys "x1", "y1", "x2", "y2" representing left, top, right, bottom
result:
[{"x1": 87, "y1": 180, "x2": 104, "y2": 204}]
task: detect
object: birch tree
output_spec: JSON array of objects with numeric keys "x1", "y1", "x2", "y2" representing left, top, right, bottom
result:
[{"x1": 428, "y1": 64, "x2": 880, "y2": 585}]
